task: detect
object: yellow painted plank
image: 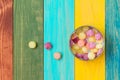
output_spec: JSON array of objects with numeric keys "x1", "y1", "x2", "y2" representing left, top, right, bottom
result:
[{"x1": 75, "y1": 0, "x2": 105, "y2": 80}]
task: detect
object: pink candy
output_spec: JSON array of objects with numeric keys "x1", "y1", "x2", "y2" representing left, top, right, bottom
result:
[
  {"x1": 78, "y1": 40, "x2": 86, "y2": 47},
  {"x1": 70, "y1": 40, "x2": 74, "y2": 46},
  {"x1": 86, "y1": 42, "x2": 96, "y2": 49},
  {"x1": 75, "y1": 53, "x2": 88, "y2": 60},
  {"x1": 95, "y1": 33, "x2": 102, "y2": 40},
  {"x1": 86, "y1": 29, "x2": 94, "y2": 37},
  {"x1": 75, "y1": 54, "x2": 83, "y2": 58},
  {"x1": 83, "y1": 53, "x2": 89, "y2": 60},
  {"x1": 44, "y1": 42, "x2": 52, "y2": 50},
  {"x1": 97, "y1": 48, "x2": 103, "y2": 56}
]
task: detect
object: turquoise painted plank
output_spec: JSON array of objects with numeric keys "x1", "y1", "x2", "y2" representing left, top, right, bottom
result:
[
  {"x1": 44, "y1": 0, "x2": 74, "y2": 80},
  {"x1": 106, "y1": 0, "x2": 120, "y2": 80}
]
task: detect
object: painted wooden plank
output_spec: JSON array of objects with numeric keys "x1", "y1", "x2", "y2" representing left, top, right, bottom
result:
[
  {"x1": 44, "y1": 0, "x2": 74, "y2": 80},
  {"x1": 0, "y1": 0, "x2": 13, "y2": 80},
  {"x1": 75, "y1": 0, "x2": 105, "y2": 80},
  {"x1": 106, "y1": 0, "x2": 120, "y2": 80},
  {"x1": 14, "y1": 0, "x2": 43, "y2": 80}
]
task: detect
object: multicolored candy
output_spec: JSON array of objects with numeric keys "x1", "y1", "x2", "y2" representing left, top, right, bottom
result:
[{"x1": 70, "y1": 26, "x2": 104, "y2": 61}]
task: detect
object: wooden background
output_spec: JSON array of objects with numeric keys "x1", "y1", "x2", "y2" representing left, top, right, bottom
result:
[
  {"x1": 44, "y1": 0, "x2": 74, "y2": 80},
  {"x1": 14, "y1": 0, "x2": 43, "y2": 80},
  {"x1": 0, "y1": 0, "x2": 13, "y2": 80},
  {"x1": 0, "y1": 0, "x2": 120, "y2": 80},
  {"x1": 106, "y1": 0, "x2": 120, "y2": 80},
  {"x1": 75, "y1": 0, "x2": 105, "y2": 80}
]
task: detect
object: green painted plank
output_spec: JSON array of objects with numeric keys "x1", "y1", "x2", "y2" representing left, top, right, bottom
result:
[
  {"x1": 44, "y1": 0, "x2": 74, "y2": 80},
  {"x1": 14, "y1": 0, "x2": 43, "y2": 80},
  {"x1": 106, "y1": 0, "x2": 120, "y2": 80}
]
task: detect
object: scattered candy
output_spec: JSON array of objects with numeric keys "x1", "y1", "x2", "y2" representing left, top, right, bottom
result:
[
  {"x1": 70, "y1": 26, "x2": 104, "y2": 61},
  {"x1": 44, "y1": 42, "x2": 52, "y2": 50},
  {"x1": 54, "y1": 52, "x2": 61, "y2": 60},
  {"x1": 28, "y1": 41, "x2": 37, "y2": 49}
]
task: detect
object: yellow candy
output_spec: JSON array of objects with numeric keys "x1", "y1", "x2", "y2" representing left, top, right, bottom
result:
[
  {"x1": 71, "y1": 48, "x2": 77, "y2": 54},
  {"x1": 88, "y1": 52, "x2": 96, "y2": 60},
  {"x1": 92, "y1": 28, "x2": 98, "y2": 33},
  {"x1": 91, "y1": 48, "x2": 98, "y2": 53},
  {"x1": 96, "y1": 43, "x2": 103, "y2": 49},
  {"x1": 78, "y1": 32, "x2": 86, "y2": 40},
  {"x1": 83, "y1": 27, "x2": 89, "y2": 31},
  {"x1": 75, "y1": 29, "x2": 82, "y2": 35},
  {"x1": 77, "y1": 49, "x2": 83, "y2": 54},
  {"x1": 28, "y1": 41, "x2": 37, "y2": 49},
  {"x1": 82, "y1": 46, "x2": 88, "y2": 53},
  {"x1": 96, "y1": 39, "x2": 104, "y2": 43},
  {"x1": 72, "y1": 45, "x2": 80, "y2": 50},
  {"x1": 88, "y1": 37, "x2": 96, "y2": 42}
]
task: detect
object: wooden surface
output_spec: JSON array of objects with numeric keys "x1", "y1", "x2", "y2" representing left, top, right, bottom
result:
[
  {"x1": 75, "y1": 0, "x2": 105, "y2": 80},
  {"x1": 0, "y1": 0, "x2": 13, "y2": 80},
  {"x1": 14, "y1": 0, "x2": 43, "y2": 80},
  {"x1": 106, "y1": 0, "x2": 120, "y2": 80},
  {"x1": 44, "y1": 0, "x2": 74, "y2": 80}
]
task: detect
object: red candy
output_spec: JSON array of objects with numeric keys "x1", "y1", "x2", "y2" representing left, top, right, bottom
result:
[
  {"x1": 72, "y1": 37, "x2": 79, "y2": 43},
  {"x1": 45, "y1": 42, "x2": 52, "y2": 50}
]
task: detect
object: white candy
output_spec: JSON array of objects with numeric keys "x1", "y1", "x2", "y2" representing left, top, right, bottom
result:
[
  {"x1": 82, "y1": 47, "x2": 88, "y2": 53},
  {"x1": 96, "y1": 43, "x2": 103, "y2": 49},
  {"x1": 88, "y1": 52, "x2": 96, "y2": 60},
  {"x1": 28, "y1": 41, "x2": 37, "y2": 49}
]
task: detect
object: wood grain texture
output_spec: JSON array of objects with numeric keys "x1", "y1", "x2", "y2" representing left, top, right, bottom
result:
[
  {"x1": 0, "y1": 0, "x2": 13, "y2": 80},
  {"x1": 75, "y1": 0, "x2": 105, "y2": 80},
  {"x1": 14, "y1": 0, "x2": 43, "y2": 80},
  {"x1": 44, "y1": 0, "x2": 74, "y2": 80},
  {"x1": 106, "y1": 0, "x2": 120, "y2": 80}
]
